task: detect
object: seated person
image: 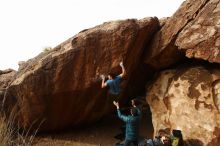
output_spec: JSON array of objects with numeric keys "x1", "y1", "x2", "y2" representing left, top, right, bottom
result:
[{"x1": 139, "y1": 129, "x2": 172, "y2": 146}]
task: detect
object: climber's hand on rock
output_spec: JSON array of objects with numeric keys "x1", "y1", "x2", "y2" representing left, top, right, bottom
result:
[
  {"x1": 100, "y1": 74, "x2": 105, "y2": 80},
  {"x1": 119, "y1": 61, "x2": 124, "y2": 67}
]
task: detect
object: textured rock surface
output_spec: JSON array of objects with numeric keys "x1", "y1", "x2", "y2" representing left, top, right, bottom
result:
[
  {"x1": 158, "y1": 17, "x2": 169, "y2": 27},
  {"x1": 176, "y1": 0, "x2": 220, "y2": 63},
  {"x1": 144, "y1": 0, "x2": 211, "y2": 69},
  {"x1": 0, "y1": 69, "x2": 16, "y2": 104},
  {"x1": 5, "y1": 17, "x2": 159, "y2": 131},
  {"x1": 147, "y1": 65, "x2": 220, "y2": 146},
  {"x1": 0, "y1": 69, "x2": 16, "y2": 88}
]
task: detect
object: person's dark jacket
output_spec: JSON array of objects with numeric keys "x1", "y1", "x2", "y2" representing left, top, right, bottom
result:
[{"x1": 117, "y1": 107, "x2": 141, "y2": 141}]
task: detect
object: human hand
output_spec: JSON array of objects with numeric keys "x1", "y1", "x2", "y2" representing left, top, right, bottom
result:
[
  {"x1": 100, "y1": 74, "x2": 105, "y2": 80},
  {"x1": 131, "y1": 99, "x2": 136, "y2": 107},
  {"x1": 161, "y1": 136, "x2": 169, "y2": 144},
  {"x1": 113, "y1": 101, "x2": 119, "y2": 109},
  {"x1": 161, "y1": 136, "x2": 166, "y2": 144},
  {"x1": 119, "y1": 61, "x2": 124, "y2": 67}
]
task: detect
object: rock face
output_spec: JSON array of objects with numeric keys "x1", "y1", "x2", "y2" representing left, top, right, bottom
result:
[
  {"x1": 143, "y1": 0, "x2": 220, "y2": 69},
  {"x1": 144, "y1": 0, "x2": 209, "y2": 69},
  {"x1": 0, "y1": 69, "x2": 16, "y2": 105},
  {"x1": 147, "y1": 65, "x2": 220, "y2": 146},
  {"x1": 3, "y1": 1, "x2": 220, "y2": 145},
  {"x1": 0, "y1": 69, "x2": 16, "y2": 88},
  {"x1": 5, "y1": 17, "x2": 159, "y2": 131},
  {"x1": 143, "y1": 0, "x2": 220, "y2": 145},
  {"x1": 176, "y1": 0, "x2": 220, "y2": 63}
]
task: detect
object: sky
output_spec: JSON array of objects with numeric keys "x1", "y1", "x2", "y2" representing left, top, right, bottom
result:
[{"x1": 0, "y1": 0, "x2": 185, "y2": 70}]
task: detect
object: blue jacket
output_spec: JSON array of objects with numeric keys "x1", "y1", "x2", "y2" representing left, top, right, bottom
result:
[
  {"x1": 117, "y1": 107, "x2": 141, "y2": 141},
  {"x1": 106, "y1": 75, "x2": 121, "y2": 95}
]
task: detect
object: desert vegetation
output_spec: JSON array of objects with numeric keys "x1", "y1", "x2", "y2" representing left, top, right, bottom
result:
[{"x1": 0, "y1": 113, "x2": 37, "y2": 146}]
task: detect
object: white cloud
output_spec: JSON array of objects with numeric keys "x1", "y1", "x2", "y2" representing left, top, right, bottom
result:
[{"x1": 0, "y1": 0, "x2": 185, "y2": 70}]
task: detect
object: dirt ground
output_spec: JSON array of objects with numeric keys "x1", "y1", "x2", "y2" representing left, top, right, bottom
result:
[{"x1": 34, "y1": 108, "x2": 153, "y2": 146}]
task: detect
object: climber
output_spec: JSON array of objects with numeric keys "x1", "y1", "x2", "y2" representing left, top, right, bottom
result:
[
  {"x1": 113, "y1": 99, "x2": 141, "y2": 146},
  {"x1": 101, "y1": 61, "x2": 126, "y2": 96}
]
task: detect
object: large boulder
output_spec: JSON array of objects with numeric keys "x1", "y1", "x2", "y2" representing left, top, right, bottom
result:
[
  {"x1": 0, "y1": 69, "x2": 16, "y2": 88},
  {"x1": 147, "y1": 65, "x2": 220, "y2": 146},
  {"x1": 0, "y1": 69, "x2": 16, "y2": 104},
  {"x1": 143, "y1": 0, "x2": 220, "y2": 69},
  {"x1": 176, "y1": 0, "x2": 220, "y2": 63},
  {"x1": 144, "y1": 0, "x2": 210, "y2": 69},
  {"x1": 5, "y1": 17, "x2": 159, "y2": 131}
]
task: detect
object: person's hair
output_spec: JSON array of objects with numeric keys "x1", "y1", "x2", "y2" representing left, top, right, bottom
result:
[
  {"x1": 131, "y1": 108, "x2": 138, "y2": 116},
  {"x1": 172, "y1": 130, "x2": 182, "y2": 138},
  {"x1": 158, "y1": 129, "x2": 170, "y2": 137},
  {"x1": 108, "y1": 73, "x2": 117, "y2": 79}
]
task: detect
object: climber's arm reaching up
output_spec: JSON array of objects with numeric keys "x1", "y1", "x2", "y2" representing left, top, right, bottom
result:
[{"x1": 119, "y1": 61, "x2": 126, "y2": 78}]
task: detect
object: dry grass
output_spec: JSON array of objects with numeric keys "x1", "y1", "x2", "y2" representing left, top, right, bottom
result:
[
  {"x1": 0, "y1": 114, "x2": 14, "y2": 146},
  {"x1": 0, "y1": 113, "x2": 37, "y2": 146}
]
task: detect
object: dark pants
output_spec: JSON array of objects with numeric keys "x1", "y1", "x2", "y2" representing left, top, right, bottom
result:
[{"x1": 124, "y1": 139, "x2": 138, "y2": 146}]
